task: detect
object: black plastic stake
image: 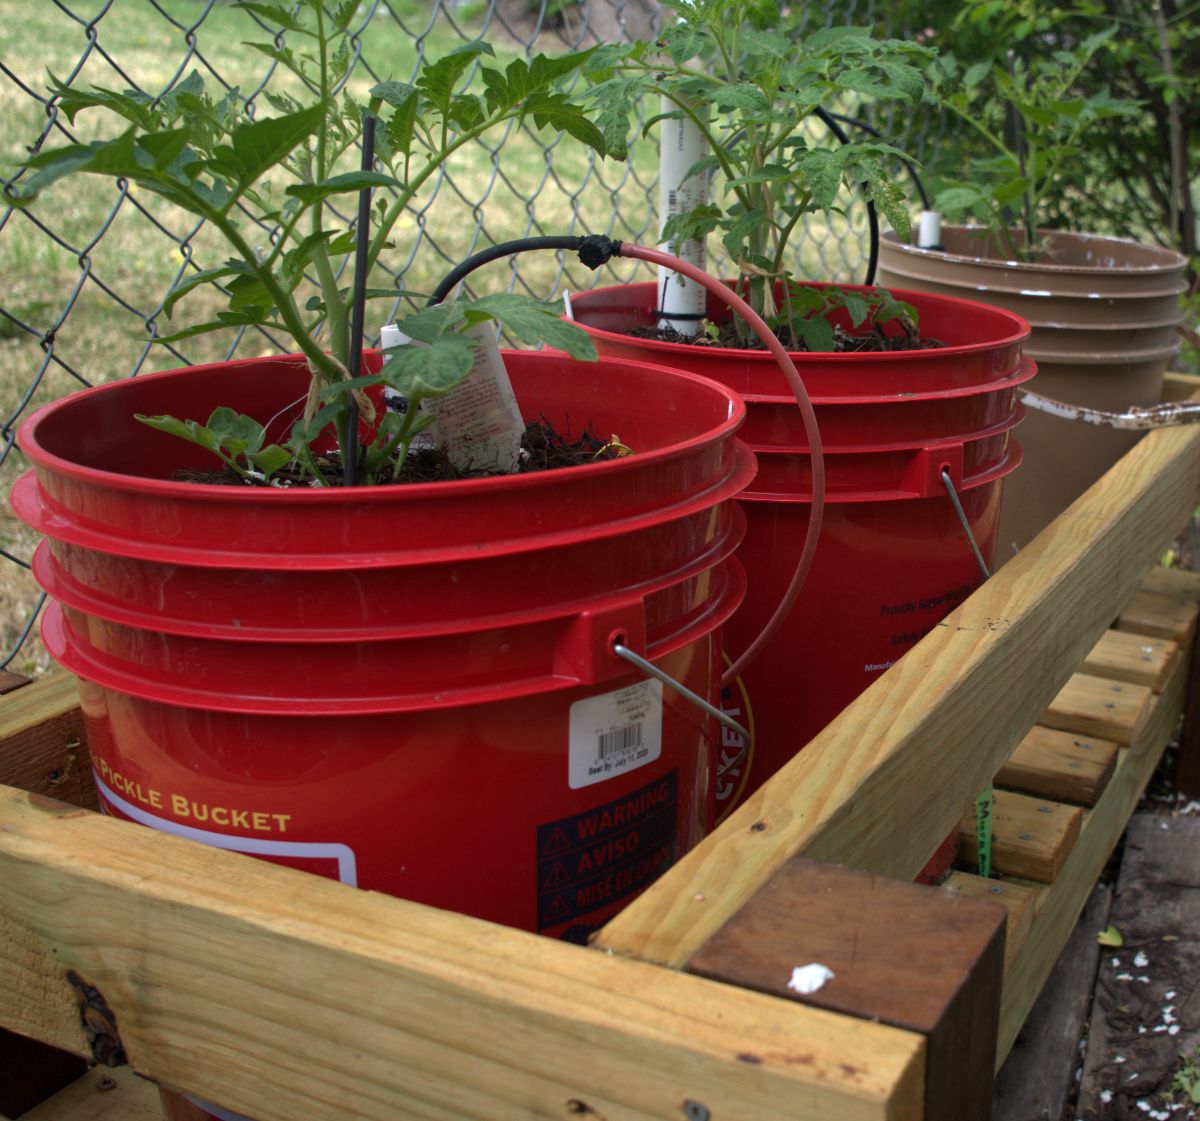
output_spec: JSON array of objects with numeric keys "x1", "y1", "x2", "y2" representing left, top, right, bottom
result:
[{"x1": 343, "y1": 114, "x2": 377, "y2": 487}]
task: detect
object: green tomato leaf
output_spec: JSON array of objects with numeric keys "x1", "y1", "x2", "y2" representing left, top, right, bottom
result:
[
  {"x1": 205, "y1": 407, "x2": 266, "y2": 459},
  {"x1": 246, "y1": 444, "x2": 293, "y2": 478},
  {"x1": 284, "y1": 169, "x2": 403, "y2": 205},
  {"x1": 209, "y1": 103, "x2": 323, "y2": 190},
  {"x1": 381, "y1": 335, "x2": 476, "y2": 400},
  {"x1": 135, "y1": 413, "x2": 222, "y2": 457},
  {"x1": 462, "y1": 294, "x2": 597, "y2": 361}
]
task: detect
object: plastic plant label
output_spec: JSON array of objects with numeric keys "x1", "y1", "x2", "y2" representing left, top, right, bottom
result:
[
  {"x1": 568, "y1": 678, "x2": 663, "y2": 789},
  {"x1": 425, "y1": 320, "x2": 524, "y2": 474}
]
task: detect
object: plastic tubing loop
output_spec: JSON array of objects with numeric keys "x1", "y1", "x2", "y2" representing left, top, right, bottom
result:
[
  {"x1": 615, "y1": 242, "x2": 824, "y2": 687},
  {"x1": 425, "y1": 235, "x2": 826, "y2": 689}
]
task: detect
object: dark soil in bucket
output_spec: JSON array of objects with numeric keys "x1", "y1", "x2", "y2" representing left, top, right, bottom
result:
[
  {"x1": 174, "y1": 416, "x2": 626, "y2": 487},
  {"x1": 627, "y1": 318, "x2": 946, "y2": 353}
]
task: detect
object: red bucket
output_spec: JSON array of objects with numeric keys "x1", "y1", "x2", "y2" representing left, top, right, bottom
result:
[
  {"x1": 16, "y1": 350, "x2": 753, "y2": 940},
  {"x1": 570, "y1": 283, "x2": 1032, "y2": 818}
]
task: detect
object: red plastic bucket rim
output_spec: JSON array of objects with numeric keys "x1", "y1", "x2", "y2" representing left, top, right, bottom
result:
[
  {"x1": 43, "y1": 557, "x2": 748, "y2": 716},
  {"x1": 569, "y1": 279, "x2": 1032, "y2": 361},
  {"x1": 17, "y1": 349, "x2": 746, "y2": 504},
  {"x1": 13, "y1": 440, "x2": 758, "y2": 571},
  {"x1": 739, "y1": 354, "x2": 1038, "y2": 407},
  {"x1": 745, "y1": 401, "x2": 1025, "y2": 458}
]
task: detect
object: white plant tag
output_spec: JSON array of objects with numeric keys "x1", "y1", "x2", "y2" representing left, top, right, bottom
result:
[
  {"x1": 425, "y1": 320, "x2": 524, "y2": 474},
  {"x1": 568, "y1": 679, "x2": 663, "y2": 790},
  {"x1": 657, "y1": 92, "x2": 708, "y2": 335}
]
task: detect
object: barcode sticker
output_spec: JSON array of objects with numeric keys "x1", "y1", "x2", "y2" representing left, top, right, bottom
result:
[{"x1": 568, "y1": 679, "x2": 663, "y2": 790}]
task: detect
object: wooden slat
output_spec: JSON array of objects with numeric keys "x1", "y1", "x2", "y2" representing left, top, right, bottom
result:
[
  {"x1": 1137, "y1": 565, "x2": 1200, "y2": 603},
  {"x1": 1080, "y1": 629, "x2": 1179, "y2": 691},
  {"x1": 957, "y1": 791, "x2": 1083, "y2": 883},
  {"x1": 596, "y1": 413, "x2": 1200, "y2": 968},
  {"x1": 0, "y1": 675, "x2": 95, "y2": 811},
  {"x1": 995, "y1": 650, "x2": 1188, "y2": 1066},
  {"x1": 687, "y1": 860, "x2": 1006, "y2": 1121},
  {"x1": 0, "y1": 785, "x2": 925, "y2": 1121},
  {"x1": 0, "y1": 671, "x2": 33, "y2": 696},
  {"x1": 995, "y1": 726, "x2": 1118, "y2": 806},
  {"x1": 1116, "y1": 587, "x2": 1198, "y2": 643},
  {"x1": 16, "y1": 1066, "x2": 161, "y2": 1121},
  {"x1": 941, "y1": 874, "x2": 1040, "y2": 973},
  {"x1": 1039, "y1": 673, "x2": 1152, "y2": 745}
]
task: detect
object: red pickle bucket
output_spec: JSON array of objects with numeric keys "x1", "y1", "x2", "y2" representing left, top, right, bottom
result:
[
  {"x1": 14, "y1": 349, "x2": 755, "y2": 941},
  {"x1": 569, "y1": 282, "x2": 1032, "y2": 815}
]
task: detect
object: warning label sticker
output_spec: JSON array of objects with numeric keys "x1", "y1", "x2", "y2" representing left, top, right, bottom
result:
[{"x1": 536, "y1": 770, "x2": 678, "y2": 932}]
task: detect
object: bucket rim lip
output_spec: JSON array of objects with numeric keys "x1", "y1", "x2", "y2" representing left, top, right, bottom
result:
[
  {"x1": 15, "y1": 441, "x2": 758, "y2": 570},
  {"x1": 42, "y1": 558, "x2": 747, "y2": 714},
  {"x1": 39, "y1": 502, "x2": 748, "y2": 643},
  {"x1": 740, "y1": 353, "x2": 1037, "y2": 405},
  {"x1": 880, "y1": 226, "x2": 1190, "y2": 275},
  {"x1": 743, "y1": 401, "x2": 1023, "y2": 457},
  {"x1": 569, "y1": 279, "x2": 1032, "y2": 356},
  {"x1": 16, "y1": 349, "x2": 746, "y2": 503}
]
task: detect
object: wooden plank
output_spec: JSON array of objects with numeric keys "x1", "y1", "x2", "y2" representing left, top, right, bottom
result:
[
  {"x1": 1080, "y1": 629, "x2": 1179, "y2": 691},
  {"x1": 687, "y1": 859, "x2": 1006, "y2": 1121},
  {"x1": 995, "y1": 649, "x2": 1188, "y2": 1066},
  {"x1": 1137, "y1": 564, "x2": 1200, "y2": 603},
  {"x1": 1116, "y1": 587, "x2": 1198, "y2": 643},
  {"x1": 0, "y1": 676, "x2": 95, "y2": 812},
  {"x1": 941, "y1": 873, "x2": 1041, "y2": 973},
  {"x1": 596, "y1": 413, "x2": 1200, "y2": 969},
  {"x1": 0, "y1": 671, "x2": 33, "y2": 696},
  {"x1": 995, "y1": 725, "x2": 1118, "y2": 806},
  {"x1": 1160, "y1": 371, "x2": 1200, "y2": 402},
  {"x1": 991, "y1": 885, "x2": 1111, "y2": 1121},
  {"x1": 0, "y1": 786, "x2": 925, "y2": 1121},
  {"x1": 957, "y1": 791, "x2": 1083, "y2": 884},
  {"x1": 15, "y1": 1066, "x2": 161, "y2": 1121},
  {"x1": 1039, "y1": 673, "x2": 1152, "y2": 745}
]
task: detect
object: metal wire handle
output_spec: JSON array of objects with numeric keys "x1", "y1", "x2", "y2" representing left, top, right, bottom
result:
[
  {"x1": 612, "y1": 643, "x2": 751, "y2": 742},
  {"x1": 940, "y1": 468, "x2": 991, "y2": 581}
]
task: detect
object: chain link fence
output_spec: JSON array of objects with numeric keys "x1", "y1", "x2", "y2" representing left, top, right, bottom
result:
[{"x1": 0, "y1": 0, "x2": 920, "y2": 674}]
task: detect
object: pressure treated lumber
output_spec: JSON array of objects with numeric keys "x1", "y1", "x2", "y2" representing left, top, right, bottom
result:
[
  {"x1": 0, "y1": 786, "x2": 925, "y2": 1121},
  {"x1": 1138, "y1": 565, "x2": 1200, "y2": 603},
  {"x1": 1117, "y1": 588, "x2": 1198, "y2": 643},
  {"x1": 687, "y1": 859, "x2": 1005, "y2": 1121},
  {"x1": 994, "y1": 651, "x2": 1187, "y2": 1066},
  {"x1": 957, "y1": 790, "x2": 1083, "y2": 883},
  {"x1": 942, "y1": 874, "x2": 1039, "y2": 972},
  {"x1": 596, "y1": 415, "x2": 1200, "y2": 969},
  {"x1": 1080, "y1": 630, "x2": 1178, "y2": 691},
  {"x1": 0, "y1": 675, "x2": 95, "y2": 812},
  {"x1": 16, "y1": 1066, "x2": 161, "y2": 1121},
  {"x1": 1039, "y1": 673, "x2": 1152, "y2": 745},
  {"x1": 994, "y1": 725, "x2": 1118, "y2": 806}
]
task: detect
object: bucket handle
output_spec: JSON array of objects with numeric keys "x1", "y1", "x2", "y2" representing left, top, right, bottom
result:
[
  {"x1": 613, "y1": 643, "x2": 752, "y2": 742},
  {"x1": 940, "y1": 467, "x2": 991, "y2": 581}
]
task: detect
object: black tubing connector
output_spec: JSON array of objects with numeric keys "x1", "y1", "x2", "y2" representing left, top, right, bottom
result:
[{"x1": 576, "y1": 234, "x2": 623, "y2": 270}]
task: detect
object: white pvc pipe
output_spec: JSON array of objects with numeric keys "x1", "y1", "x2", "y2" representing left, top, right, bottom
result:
[{"x1": 657, "y1": 95, "x2": 708, "y2": 335}]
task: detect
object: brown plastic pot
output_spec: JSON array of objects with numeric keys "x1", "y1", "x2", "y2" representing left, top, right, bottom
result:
[{"x1": 877, "y1": 226, "x2": 1187, "y2": 552}]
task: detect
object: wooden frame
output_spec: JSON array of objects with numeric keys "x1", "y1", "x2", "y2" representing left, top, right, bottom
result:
[{"x1": 4, "y1": 375, "x2": 1200, "y2": 1121}]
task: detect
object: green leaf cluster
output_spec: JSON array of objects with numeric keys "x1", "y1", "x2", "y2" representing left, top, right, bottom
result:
[
  {"x1": 925, "y1": 8, "x2": 1141, "y2": 259},
  {"x1": 8, "y1": 0, "x2": 609, "y2": 484},
  {"x1": 585, "y1": 0, "x2": 931, "y2": 346}
]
